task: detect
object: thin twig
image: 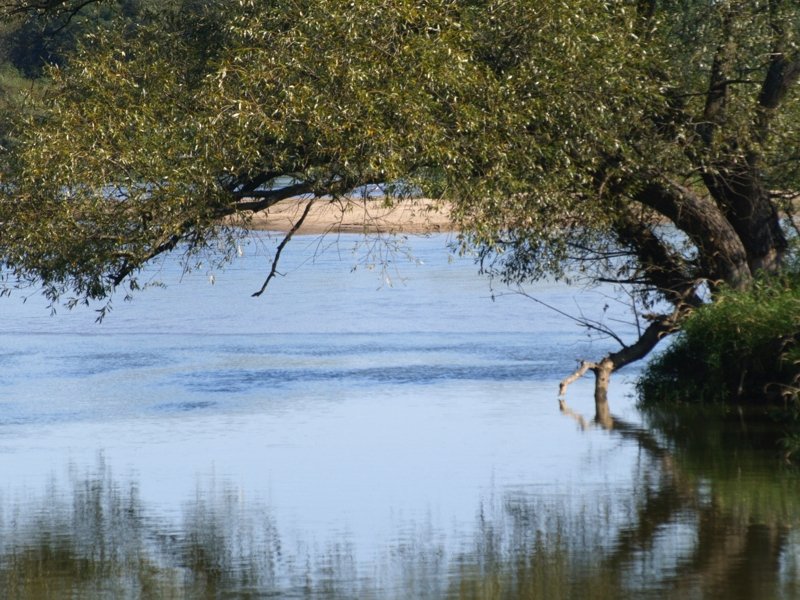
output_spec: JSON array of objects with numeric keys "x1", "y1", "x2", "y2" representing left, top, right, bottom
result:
[
  {"x1": 45, "y1": 0, "x2": 98, "y2": 35},
  {"x1": 507, "y1": 287, "x2": 628, "y2": 346}
]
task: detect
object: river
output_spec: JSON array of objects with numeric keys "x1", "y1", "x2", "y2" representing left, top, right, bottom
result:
[{"x1": 0, "y1": 233, "x2": 797, "y2": 598}]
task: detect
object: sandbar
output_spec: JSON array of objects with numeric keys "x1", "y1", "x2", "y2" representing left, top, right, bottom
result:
[{"x1": 226, "y1": 197, "x2": 455, "y2": 234}]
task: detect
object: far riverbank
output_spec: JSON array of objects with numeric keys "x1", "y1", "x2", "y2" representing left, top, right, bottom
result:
[{"x1": 226, "y1": 197, "x2": 455, "y2": 234}]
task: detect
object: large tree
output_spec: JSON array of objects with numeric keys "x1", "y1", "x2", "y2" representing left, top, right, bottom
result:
[{"x1": 1, "y1": 0, "x2": 798, "y2": 412}]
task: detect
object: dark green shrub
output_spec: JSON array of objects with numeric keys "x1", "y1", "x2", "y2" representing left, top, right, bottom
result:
[
  {"x1": 638, "y1": 273, "x2": 800, "y2": 459},
  {"x1": 639, "y1": 274, "x2": 800, "y2": 407}
]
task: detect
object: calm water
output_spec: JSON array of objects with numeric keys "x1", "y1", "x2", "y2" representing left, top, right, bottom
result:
[{"x1": 0, "y1": 233, "x2": 798, "y2": 599}]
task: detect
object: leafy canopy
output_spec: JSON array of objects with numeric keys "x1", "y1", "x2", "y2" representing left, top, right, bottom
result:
[{"x1": 0, "y1": 0, "x2": 798, "y2": 314}]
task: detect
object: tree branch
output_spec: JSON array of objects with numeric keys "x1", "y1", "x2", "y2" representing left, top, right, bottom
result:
[
  {"x1": 699, "y1": 6, "x2": 736, "y2": 145},
  {"x1": 110, "y1": 232, "x2": 185, "y2": 288},
  {"x1": 755, "y1": 12, "x2": 800, "y2": 145},
  {"x1": 505, "y1": 287, "x2": 628, "y2": 346},
  {"x1": 44, "y1": 0, "x2": 98, "y2": 34},
  {"x1": 222, "y1": 181, "x2": 316, "y2": 210},
  {"x1": 614, "y1": 205, "x2": 705, "y2": 306},
  {"x1": 0, "y1": 0, "x2": 100, "y2": 29},
  {"x1": 760, "y1": 0, "x2": 800, "y2": 108},
  {"x1": 558, "y1": 307, "x2": 685, "y2": 426},
  {"x1": 603, "y1": 312, "x2": 680, "y2": 373},
  {"x1": 559, "y1": 360, "x2": 597, "y2": 398},
  {"x1": 250, "y1": 198, "x2": 314, "y2": 297}
]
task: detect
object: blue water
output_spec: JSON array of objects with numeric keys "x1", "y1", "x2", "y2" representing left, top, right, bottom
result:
[{"x1": 4, "y1": 232, "x2": 764, "y2": 598}]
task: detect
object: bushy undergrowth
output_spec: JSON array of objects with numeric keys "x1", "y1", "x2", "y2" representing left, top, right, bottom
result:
[
  {"x1": 638, "y1": 272, "x2": 800, "y2": 458},
  {"x1": 639, "y1": 273, "x2": 800, "y2": 407}
]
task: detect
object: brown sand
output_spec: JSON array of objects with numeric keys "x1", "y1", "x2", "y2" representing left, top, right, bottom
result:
[{"x1": 227, "y1": 197, "x2": 455, "y2": 234}]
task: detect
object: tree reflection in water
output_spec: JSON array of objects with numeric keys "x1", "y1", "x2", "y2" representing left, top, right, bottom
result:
[{"x1": 2, "y1": 418, "x2": 800, "y2": 599}]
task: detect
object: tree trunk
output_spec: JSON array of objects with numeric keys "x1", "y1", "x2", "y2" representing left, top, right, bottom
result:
[
  {"x1": 559, "y1": 313, "x2": 682, "y2": 425},
  {"x1": 634, "y1": 179, "x2": 753, "y2": 290},
  {"x1": 594, "y1": 358, "x2": 614, "y2": 428}
]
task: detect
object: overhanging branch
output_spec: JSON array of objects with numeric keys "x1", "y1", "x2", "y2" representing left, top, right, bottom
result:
[
  {"x1": 0, "y1": 0, "x2": 101, "y2": 32},
  {"x1": 110, "y1": 233, "x2": 182, "y2": 288},
  {"x1": 509, "y1": 287, "x2": 628, "y2": 347},
  {"x1": 251, "y1": 198, "x2": 314, "y2": 297}
]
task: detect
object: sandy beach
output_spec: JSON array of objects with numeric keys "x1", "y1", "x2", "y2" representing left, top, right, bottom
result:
[{"x1": 227, "y1": 197, "x2": 455, "y2": 234}]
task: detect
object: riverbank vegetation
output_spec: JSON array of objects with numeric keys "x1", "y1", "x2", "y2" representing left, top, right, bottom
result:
[
  {"x1": 0, "y1": 0, "x2": 798, "y2": 434},
  {"x1": 639, "y1": 270, "x2": 800, "y2": 457},
  {"x1": 641, "y1": 273, "x2": 800, "y2": 406}
]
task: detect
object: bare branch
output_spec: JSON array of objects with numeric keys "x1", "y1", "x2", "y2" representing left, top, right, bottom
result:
[
  {"x1": 559, "y1": 360, "x2": 597, "y2": 397},
  {"x1": 251, "y1": 198, "x2": 314, "y2": 298},
  {"x1": 45, "y1": 0, "x2": 99, "y2": 34},
  {"x1": 0, "y1": 0, "x2": 97, "y2": 15},
  {"x1": 557, "y1": 307, "x2": 686, "y2": 424},
  {"x1": 507, "y1": 287, "x2": 627, "y2": 346}
]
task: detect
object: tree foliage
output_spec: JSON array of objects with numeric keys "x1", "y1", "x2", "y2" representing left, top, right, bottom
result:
[
  {"x1": 0, "y1": 1, "x2": 145, "y2": 77},
  {"x1": 0, "y1": 0, "x2": 799, "y2": 390}
]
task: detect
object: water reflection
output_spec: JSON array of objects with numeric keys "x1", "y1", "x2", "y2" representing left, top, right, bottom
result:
[{"x1": 3, "y1": 418, "x2": 800, "y2": 599}]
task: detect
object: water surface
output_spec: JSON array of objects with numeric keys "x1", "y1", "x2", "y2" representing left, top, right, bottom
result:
[{"x1": 0, "y1": 233, "x2": 797, "y2": 598}]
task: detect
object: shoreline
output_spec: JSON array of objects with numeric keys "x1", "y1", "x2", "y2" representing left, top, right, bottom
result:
[{"x1": 225, "y1": 197, "x2": 455, "y2": 234}]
